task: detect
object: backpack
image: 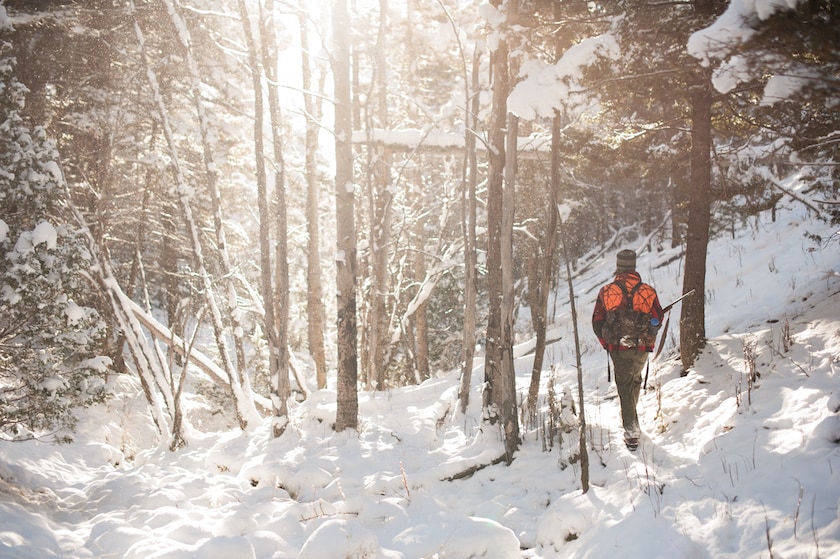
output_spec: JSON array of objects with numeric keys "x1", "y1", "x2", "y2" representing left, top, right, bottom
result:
[{"x1": 601, "y1": 281, "x2": 658, "y2": 348}]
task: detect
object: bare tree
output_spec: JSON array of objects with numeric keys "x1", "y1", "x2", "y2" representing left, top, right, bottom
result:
[
  {"x1": 298, "y1": 5, "x2": 329, "y2": 390},
  {"x1": 526, "y1": 112, "x2": 560, "y2": 415},
  {"x1": 161, "y1": 0, "x2": 248, "y2": 379},
  {"x1": 459, "y1": 48, "x2": 481, "y2": 414},
  {"x1": 483, "y1": 0, "x2": 519, "y2": 463},
  {"x1": 131, "y1": 0, "x2": 260, "y2": 431},
  {"x1": 334, "y1": 0, "x2": 359, "y2": 432},
  {"x1": 365, "y1": 0, "x2": 394, "y2": 390},
  {"x1": 259, "y1": 0, "x2": 292, "y2": 436},
  {"x1": 526, "y1": 1, "x2": 566, "y2": 415},
  {"x1": 558, "y1": 212, "x2": 589, "y2": 494}
]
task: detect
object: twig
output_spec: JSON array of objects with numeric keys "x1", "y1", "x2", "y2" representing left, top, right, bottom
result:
[
  {"x1": 400, "y1": 461, "x2": 411, "y2": 501},
  {"x1": 764, "y1": 505, "x2": 775, "y2": 559},
  {"x1": 765, "y1": 340, "x2": 810, "y2": 377},
  {"x1": 793, "y1": 478, "x2": 803, "y2": 539},
  {"x1": 812, "y1": 494, "x2": 821, "y2": 558}
]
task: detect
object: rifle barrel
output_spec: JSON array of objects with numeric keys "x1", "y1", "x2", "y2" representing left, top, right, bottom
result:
[{"x1": 663, "y1": 288, "x2": 696, "y2": 313}]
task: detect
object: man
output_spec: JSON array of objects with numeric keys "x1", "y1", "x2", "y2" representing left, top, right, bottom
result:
[{"x1": 592, "y1": 249, "x2": 663, "y2": 451}]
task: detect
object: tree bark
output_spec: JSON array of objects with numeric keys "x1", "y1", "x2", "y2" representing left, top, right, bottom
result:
[
  {"x1": 680, "y1": 0, "x2": 715, "y2": 370},
  {"x1": 368, "y1": 143, "x2": 393, "y2": 389},
  {"x1": 298, "y1": 6, "x2": 328, "y2": 391},
  {"x1": 260, "y1": 0, "x2": 291, "y2": 436},
  {"x1": 334, "y1": 0, "x2": 359, "y2": 432},
  {"x1": 482, "y1": 41, "x2": 505, "y2": 429},
  {"x1": 365, "y1": 0, "x2": 395, "y2": 390},
  {"x1": 526, "y1": 112, "x2": 561, "y2": 415},
  {"x1": 413, "y1": 227, "x2": 431, "y2": 383},
  {"x1": 132, "y1": 0, "x2": 259, "y2": 431},
  {"x1": 483, "y1": 0, "x2": 519, "y2": 464},
  {"x1": 459, "y1": 48, "x2": 481, "y2": 414},
  {"x1": 558, "y1": 213, "x2": 589, "y2": 494}
]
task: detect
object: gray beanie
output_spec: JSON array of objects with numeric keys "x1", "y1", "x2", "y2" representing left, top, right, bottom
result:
[{"x1": 615, "y1": 249, "x2": 636, "y2": 273}]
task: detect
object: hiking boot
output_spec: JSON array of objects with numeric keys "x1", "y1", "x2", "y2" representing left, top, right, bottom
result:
[{"x1": 625, "y1": 437, "x2": 639, "y2": 451}]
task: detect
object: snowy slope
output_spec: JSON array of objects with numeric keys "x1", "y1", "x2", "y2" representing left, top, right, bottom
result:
[{"x1": 0, "y1": 199, "x2": 838, "y2": 559}]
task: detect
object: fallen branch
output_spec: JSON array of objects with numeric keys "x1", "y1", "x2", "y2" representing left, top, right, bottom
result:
[
  {"x1": 125, "y1": 297, "x2": 227, "y2": 386},
  {"x1": 442, "y1": 453, "x2": 510, "y2": 482},
  {"x1": 125, "y1": 297, "x2": 272, "y2": 410}
]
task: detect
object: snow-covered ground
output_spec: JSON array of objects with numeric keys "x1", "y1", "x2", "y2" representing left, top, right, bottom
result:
[{"x1": 1, "y1": 198, "x2": 838, "y2": 558}]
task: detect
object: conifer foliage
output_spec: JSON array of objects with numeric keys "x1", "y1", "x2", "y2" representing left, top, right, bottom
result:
[{"x1": 0, "y1": 43, "x2": 108, "y2": 439}]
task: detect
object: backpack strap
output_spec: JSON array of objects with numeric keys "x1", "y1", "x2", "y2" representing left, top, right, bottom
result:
[{"x1": 612, "y1": 280, "x2": 642, "y2": 310}]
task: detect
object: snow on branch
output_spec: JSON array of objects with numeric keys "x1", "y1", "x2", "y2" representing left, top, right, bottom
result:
[{"x1": 352, "y1": 128, "x2": 551, "y2": 158}]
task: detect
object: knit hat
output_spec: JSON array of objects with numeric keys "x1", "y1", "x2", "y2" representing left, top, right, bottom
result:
[{"x1": 615, "y1": 249, "x2": 636, "y2": 273}]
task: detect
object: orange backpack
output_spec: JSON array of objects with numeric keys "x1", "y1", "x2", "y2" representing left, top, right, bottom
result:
[{"x1": 601, "y1": 281, "x2": 658, "y2": 348}]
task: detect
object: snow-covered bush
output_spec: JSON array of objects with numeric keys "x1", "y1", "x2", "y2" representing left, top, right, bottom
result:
[{"x1": 0, "y1": 42, "x2": 109, "y2": 440}]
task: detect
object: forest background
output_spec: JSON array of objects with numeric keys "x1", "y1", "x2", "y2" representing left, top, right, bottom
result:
[{"x1": 0, "y1": 0, "x2": 838, "y2": 461}]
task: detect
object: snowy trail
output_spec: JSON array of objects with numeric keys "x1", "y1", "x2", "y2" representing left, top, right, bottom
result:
[{"x1": 1, "y1": 204, "x2": 839, "y2": 558}]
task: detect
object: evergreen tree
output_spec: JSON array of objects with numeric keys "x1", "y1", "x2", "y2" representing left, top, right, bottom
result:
[{"x1": 0, "y1": 43, "x2": 108, "y2": 439}]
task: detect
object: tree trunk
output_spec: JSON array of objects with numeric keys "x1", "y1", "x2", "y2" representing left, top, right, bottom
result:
[
  {"x1": 483, "y1": 0, "x2": 519, "y2": 464},
  {"x1": 238, "y1": 0, "x2": 284, "y2": 427},
  {"x1": 162, "y1": 0, "x2": 248, "y2": 380},
  {"x1": 261, "y1": 0, "x2": 291, "y2": 436},
  {"x1": 559, "y1": 214, "x2": 589, "y2": 494},
  {"x1": 459, "y1": 48, "x2": 481, "y2": 414},
  {"x1": 526, "y1": 112, "x2": 561, "y2": 415},
  {"x1": 482, "y1": 44, "x2": 506, "y2": 429},
  {"x1": 679, "y1": 0, "x2": 714, "y2": 370},
  {"x1": 367, "y1": 0, "x2": 395, "y2": 390},
  {"x1": 413, "y1": 225, "x2": 431, "y2": 383},
  {"x1": 298, "y1": 7, "x2": 328, "y2": 391},
  {"x1": 132, "y1": 0, "x2": 259, "y2": 431},
  {"x1": 368, "y1": 143, "x2": 393, "y2": 389},
  {"x1": 334, "y1": 0, "x2": 359, "y2": 432}
]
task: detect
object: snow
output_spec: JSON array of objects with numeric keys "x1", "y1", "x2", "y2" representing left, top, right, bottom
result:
[
  {"x1": 64, "y1": 300, "x2": 86, "y2": 324},
  {"x1": 761, "y1": 71, "x2": 817, "y2": 106},
  {"x1": 10, "y1": 221, "x2": 58, "y2": 254},
  {"x1": 1, "y1": 3, "x2": 838, "y2": 557},
  {"x1": 508, "y1": 0, "x2": 811, "y2": 115},
  {"x1": 508, "y1": 34, "x2": 620, "y2": 121},
  {"x1": 42, "y1": 160, "x2": 63, "y2": 185},
  {"x1": 688, "y1": 0, "x2": 807, "y2": 99},
  {"x1": 1, "y1": 195, "x2": 838, "y2": 558},
  {"x1": 31, "y1": 221, "x2": 57, "y2": 250}
]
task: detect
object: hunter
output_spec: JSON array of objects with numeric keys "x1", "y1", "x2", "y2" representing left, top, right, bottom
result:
[{"x1": 592, "y1": 249, "x2": 664, "y2": 451}]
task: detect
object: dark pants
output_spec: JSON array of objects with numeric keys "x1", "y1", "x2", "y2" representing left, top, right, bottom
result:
[{"x1": 609, "y1": 349, "x2": 649, "y2": 440}]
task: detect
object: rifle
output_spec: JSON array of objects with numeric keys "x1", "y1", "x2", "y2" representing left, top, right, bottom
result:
[
  {"x1": 652, "y1": 288, "x2": 697, "y2": 361},
  {"x1": 662, "y1": 288, "x2": 696, "y2": 314}
]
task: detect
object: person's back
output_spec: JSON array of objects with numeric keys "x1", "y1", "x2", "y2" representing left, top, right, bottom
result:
[
  {"x1": 591, "y1": 249, "x2": 663, "y2": 450},
  {"x1": 597, "y1": 272, "x2": 661, "y2": 351}
]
